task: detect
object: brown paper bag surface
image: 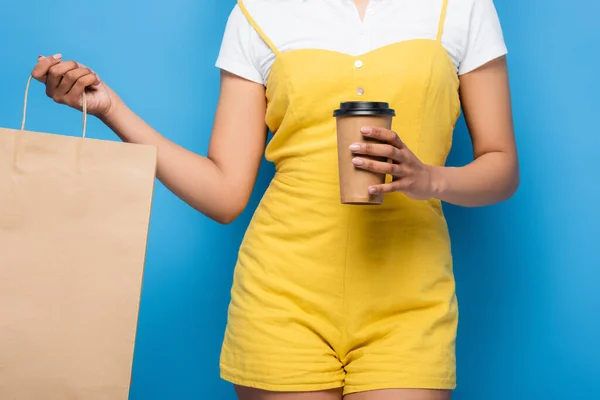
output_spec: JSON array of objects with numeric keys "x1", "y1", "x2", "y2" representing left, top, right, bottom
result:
[{"x1": 0, "y1": 78, "x2": 157, "y2": 400}]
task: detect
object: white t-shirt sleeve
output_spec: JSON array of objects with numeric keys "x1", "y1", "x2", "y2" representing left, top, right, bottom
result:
[
  {"x1": 459, "y1": 0, "x2": 508, "y2": 75},
  {"x1": 215, "y1": 5, "x2": 265, "y2": 85}
]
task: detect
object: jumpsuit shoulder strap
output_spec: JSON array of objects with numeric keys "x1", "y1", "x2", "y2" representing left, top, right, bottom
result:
[
  {"x1": 237, "y1": 0, "x2": 280, "y2": 56},
  {"x1": 436, "y1": 0, "x2": 449, "y2": 42}
]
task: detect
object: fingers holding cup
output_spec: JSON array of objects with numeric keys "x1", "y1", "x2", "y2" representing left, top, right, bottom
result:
[{"x1": 360, "y1": 126, "x2": 404, "y2": 149}]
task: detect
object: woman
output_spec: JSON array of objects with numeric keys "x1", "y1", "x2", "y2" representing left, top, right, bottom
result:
[{"x1": 31, "y1": 0, "x2": 518, "y2": 398}]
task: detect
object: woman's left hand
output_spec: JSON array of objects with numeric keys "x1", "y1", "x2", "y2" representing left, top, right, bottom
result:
[{"x1": 349, "y1": 126, "x2": 443, "y2": 200}]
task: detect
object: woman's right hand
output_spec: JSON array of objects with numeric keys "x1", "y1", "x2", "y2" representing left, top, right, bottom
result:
[{"x1": 31, "y1": 54, "x2": 117, "y2": 118}]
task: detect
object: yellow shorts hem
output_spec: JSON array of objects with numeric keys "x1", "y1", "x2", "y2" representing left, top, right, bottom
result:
[
  {"x1": 222, "y1": 369, "x2": 455, "y2": 395},
  {"x1": 220, "y1": 372, "x2": 344, "y2": 393},
  {"x1": 344, "y1": 379, "x2": 457, "y2": 395}
]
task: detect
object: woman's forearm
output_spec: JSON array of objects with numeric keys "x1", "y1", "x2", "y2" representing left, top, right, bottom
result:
[
  {"x1": 100, "y1": 99, "x2": 238, "y2": 223},
  {"x1": 432, "y1": 151, "x2": 520, "y2": 207}
]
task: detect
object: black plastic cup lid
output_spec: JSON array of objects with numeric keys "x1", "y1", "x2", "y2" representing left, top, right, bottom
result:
[{"x1": 333, "y1": 101, "x2": 396, "y2": 117}]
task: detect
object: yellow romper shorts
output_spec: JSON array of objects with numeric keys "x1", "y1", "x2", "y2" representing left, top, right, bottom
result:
[{"x1": 220, "y1": 0, "x2": 460, "y2": 395}]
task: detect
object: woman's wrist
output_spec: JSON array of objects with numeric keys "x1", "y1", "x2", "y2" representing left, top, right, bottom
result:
[
  {"x1": 429, "y1": 165, "x2": 451, "y2": 199},
  {"x1": 96, "y1": 90, "x2": 165, "y2": 147},
  {"x1": 99, "y1": 94, "x2": 126, "y2": 126},
  {"x1": 97, "y1": 93, "x2": 141, "y2": 145}
]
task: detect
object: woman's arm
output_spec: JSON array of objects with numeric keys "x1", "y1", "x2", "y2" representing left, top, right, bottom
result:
[
  {"x1": 33, "y1": 55, "x2": 267, "y2": 224},
  {"x1": 102, "y1": 71, "x2": 268, "y2": 223},
  {"x1": 433, "y1": 56, "x2": 519, "y2": 207},
  {"x1": 349, "y1": 56, "x2": 519, "y2": 207}
]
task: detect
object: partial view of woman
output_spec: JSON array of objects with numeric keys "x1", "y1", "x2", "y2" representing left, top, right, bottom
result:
[{"x1": 31, "y1": 0, "x2": 519, "y2": 398}]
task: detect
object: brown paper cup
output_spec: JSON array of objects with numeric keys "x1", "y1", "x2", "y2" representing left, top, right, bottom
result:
[{"x1": 334, "y1": 102, "x2": 395, "y2": 205}]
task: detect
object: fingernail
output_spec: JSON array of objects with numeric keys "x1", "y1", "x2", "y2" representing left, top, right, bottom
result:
[
  {"x1": 52, "y1": 53, "x2": 62, "y2": 60},
  {"x1": 352, "y1": 158, "x2": 364, "y2": 166},
  {"x1": 368, "y1": 187, "x2": 377, "y2": 194},
  {"x1": 38, "y1": 55, "x2": 45, "y2": 60},
  {"x1": 361, "y1": 127, "x2": 372, "y2": 134},
  {"x1": 349, "y1": 144, "x2": 361, "y2": 151}
]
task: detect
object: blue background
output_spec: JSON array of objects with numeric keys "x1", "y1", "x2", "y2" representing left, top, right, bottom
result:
[{"x1": 1, "y1": 0, "x2": 598, "y2": 399}]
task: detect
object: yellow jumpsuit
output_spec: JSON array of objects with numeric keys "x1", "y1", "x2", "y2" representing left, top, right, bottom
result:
[{"x1": 220, "y1": 0, "x2": 460, "y2": 395}]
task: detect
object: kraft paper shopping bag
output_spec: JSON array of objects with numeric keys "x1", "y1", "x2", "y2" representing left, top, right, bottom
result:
[{"x1": 0, "y1": 76, "x2": 157, "y2": 400}]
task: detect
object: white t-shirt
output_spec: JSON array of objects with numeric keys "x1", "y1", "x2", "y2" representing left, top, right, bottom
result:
[{"x1": 216, "y1": 0, "x2": 507, "y2": 85}]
